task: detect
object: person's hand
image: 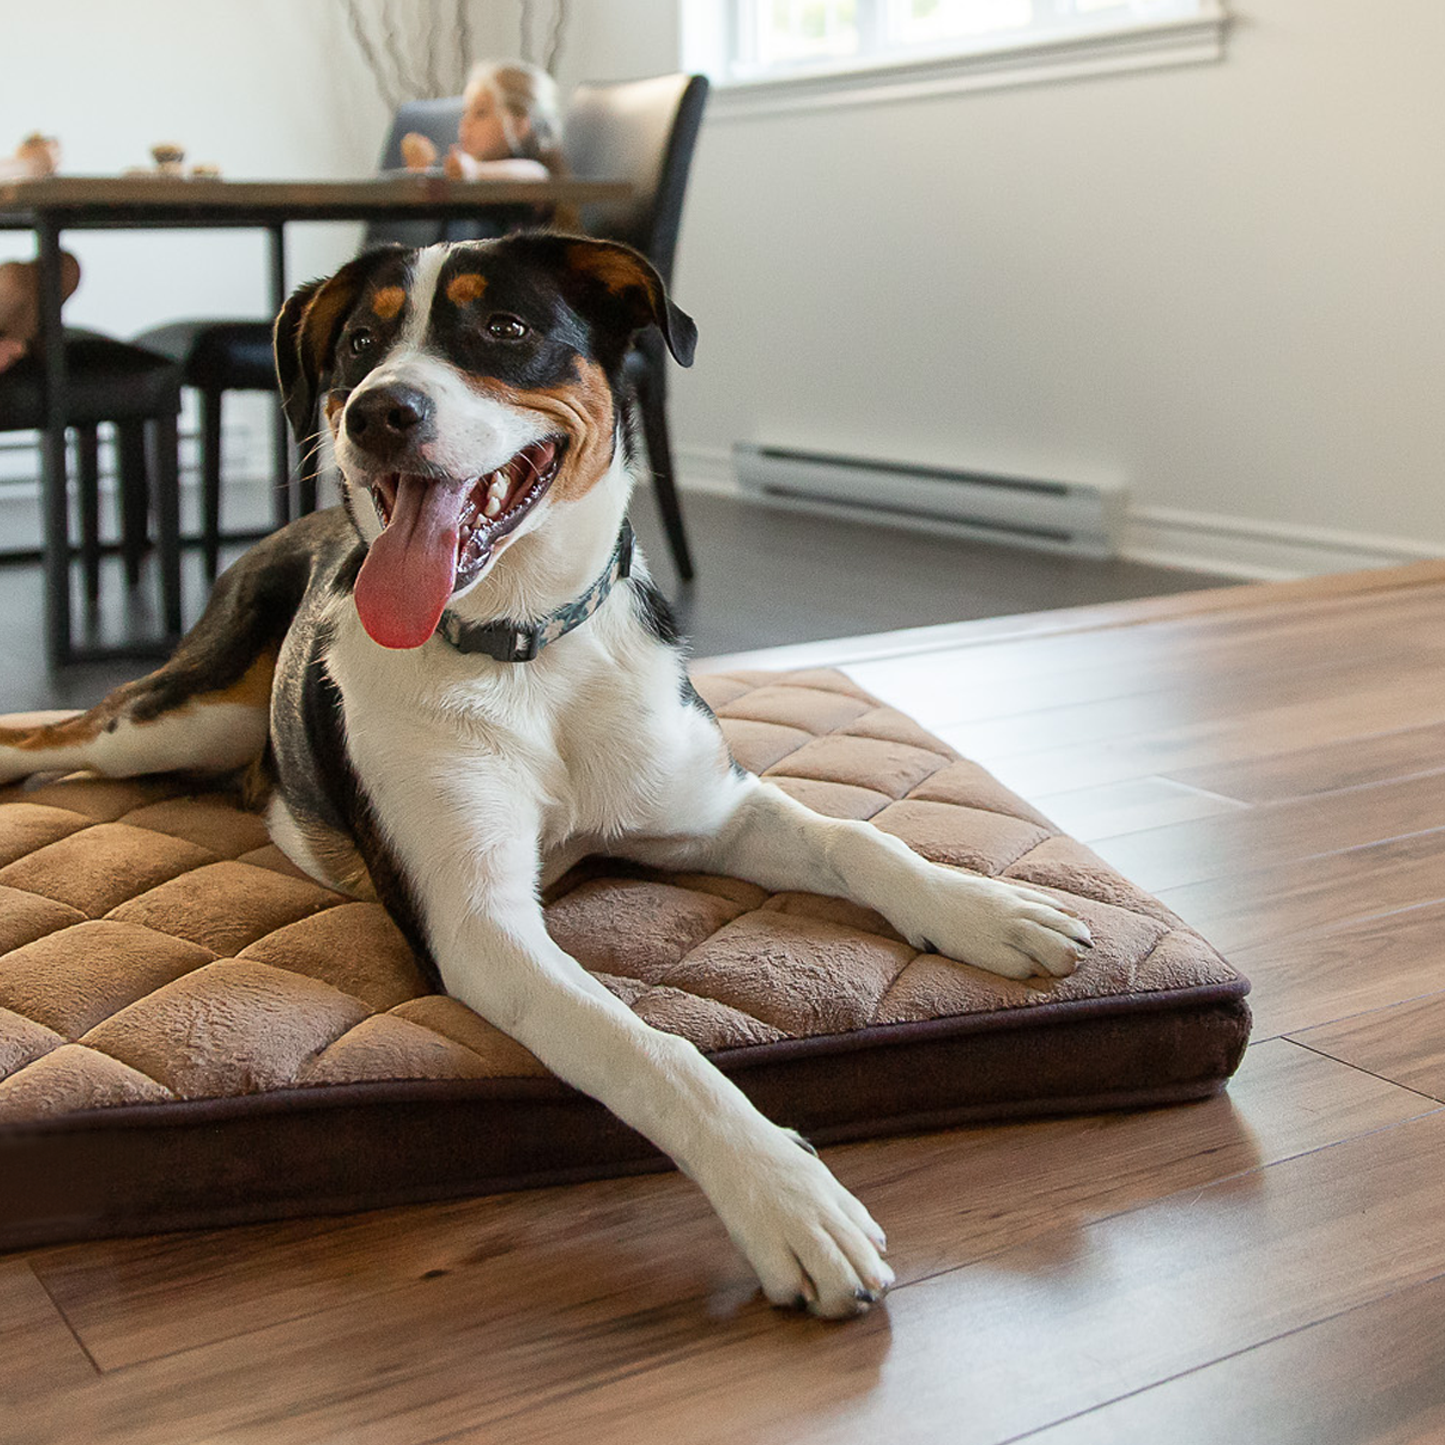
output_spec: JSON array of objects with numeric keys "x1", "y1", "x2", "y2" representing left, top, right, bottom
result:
[{"x1": 399, "y1": 132, "x2": 437, "y2": 171}]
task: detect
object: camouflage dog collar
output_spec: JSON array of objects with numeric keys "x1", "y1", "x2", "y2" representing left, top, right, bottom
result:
[{"x1": 434, "y1": 521, "x2": 634, "y2": 662}]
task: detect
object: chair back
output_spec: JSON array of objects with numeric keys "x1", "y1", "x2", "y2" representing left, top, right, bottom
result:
[
  {"x1": 561, "y1": 74, "x2": 709, "y2": 286},
  {"x1": 365, "y1": 98, "x2": 465, "y2": 250}
]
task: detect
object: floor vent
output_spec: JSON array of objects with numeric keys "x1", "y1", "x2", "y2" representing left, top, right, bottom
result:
[{"x1": 733, "y1": 444, "x2": 1124, "y2": 557}]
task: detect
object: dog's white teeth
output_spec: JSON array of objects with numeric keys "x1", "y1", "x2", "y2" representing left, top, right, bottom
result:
[
  {"x1": 487, "y1": 473, "x2": 508, "y2": 500},
  {"x1": 483, "y1": 494, "x2": 503, "y2": 518}
]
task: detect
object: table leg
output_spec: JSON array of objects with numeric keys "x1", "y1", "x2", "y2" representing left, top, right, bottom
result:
[
  {"x1": 36, "y1": 221, "x2": 72, "y2": 669},
  {"x1": 267, "y1": 224, "x2": 293, "y2": 527},
  {"x1": 153, "y1": 413, "x2": 183, "y2": 637}
]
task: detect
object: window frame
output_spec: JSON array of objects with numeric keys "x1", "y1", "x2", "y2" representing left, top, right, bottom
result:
[{"x1": 682, "y1": 0, "x2": 1230, "y2": 118}]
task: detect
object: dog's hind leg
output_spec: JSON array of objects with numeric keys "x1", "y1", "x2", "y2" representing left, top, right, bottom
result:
[
  {"x1": 0, "y1": 650, "x2": 277, "y2": 786},
  {"x1": 0, "y1": 519, "x2": 323, "y2": 786}
]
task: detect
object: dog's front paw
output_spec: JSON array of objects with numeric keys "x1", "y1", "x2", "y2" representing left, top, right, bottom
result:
[
  {"x1": 706, "y1": 1134, "x2": 893, "y2": 1320},
  {"x1": 900, "y1": 872, "x2": 1093, "y2": 980}
]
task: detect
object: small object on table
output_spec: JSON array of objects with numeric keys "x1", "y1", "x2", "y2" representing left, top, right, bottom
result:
[
  {"x1": 150, "y1": 142, "x2": 186, "y2": 177},
  {"x1": 189, "y1": 163, "x2": 221, "y2": 180},
  {"x1": 0, "y1": 132, "x2": 60, "y2": 182}
]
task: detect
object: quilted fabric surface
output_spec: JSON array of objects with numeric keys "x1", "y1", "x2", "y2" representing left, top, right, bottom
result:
[{"x1": 0, "y1": 669, "x2": 1249, "y2": 1248}]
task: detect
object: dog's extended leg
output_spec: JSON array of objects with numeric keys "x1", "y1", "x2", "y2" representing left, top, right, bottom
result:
[
  {"x1": 453, "y1": 906, "x2": 892, "y2": 1316},
  {"x1": 625, "y1": 776, "x2": 1093, "y2": 981},
  {"x1": 355, "y1": 759, "x2": 894, "y2": 1318}
]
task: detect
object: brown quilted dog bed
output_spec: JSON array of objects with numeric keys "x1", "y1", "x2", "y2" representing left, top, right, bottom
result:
[{"x1": 0, "y1": 669, "x2": 1249, "y2": 1251}]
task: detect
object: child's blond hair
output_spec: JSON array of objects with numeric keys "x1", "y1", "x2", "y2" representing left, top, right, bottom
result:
[{"x1": 464, "y1": 60, "x2": 563, "y2": 169}]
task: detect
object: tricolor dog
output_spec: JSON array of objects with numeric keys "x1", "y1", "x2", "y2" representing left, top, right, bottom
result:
[{"x1": 0, "y1": 234, "x2": 1092, "y2": 1318}]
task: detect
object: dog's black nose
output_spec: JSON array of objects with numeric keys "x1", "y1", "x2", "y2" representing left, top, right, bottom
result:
[{"x1": 345, "y1": 385, "x2": 434, "y2": 457}]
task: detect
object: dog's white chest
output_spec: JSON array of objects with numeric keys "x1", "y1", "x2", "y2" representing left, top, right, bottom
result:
[{"x1": 329, "y1": 601, "x2": 732, "y2": 866}]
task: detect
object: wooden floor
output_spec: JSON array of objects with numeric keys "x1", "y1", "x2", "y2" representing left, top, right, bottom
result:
[{"x1": 10, "y1": 559, "x2": 1445, "y2": 1443}]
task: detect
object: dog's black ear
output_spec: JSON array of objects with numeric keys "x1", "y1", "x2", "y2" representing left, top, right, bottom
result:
[
  {"x1": 273, "y1": 247, "x2": 404, "y2": 443},
  {"x1": 523, "y1": 235, "x2": 696, "y2": 368}
]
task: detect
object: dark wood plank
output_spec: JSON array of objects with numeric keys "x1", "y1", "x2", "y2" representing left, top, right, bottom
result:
[
  {"x1": 955, "y1": 666, "x2": 1445, "y2": 797},
  {"x1": 1291, "y1": 993, "x2": 1445, "y2": 1101},
  {"x1": 1166, "y1": 723, "x2": 1445, "y2": 806},
  {"x1": 0, "y1": 173, "x2": 630, "y2": 215},
  {"x1": 0, "y1": 1258, "x2": 96, "y2": 1402},
  {"x1": 846, "y1": 587, "x2": 1445, "y2": 733},
  {"x1": 1230, "y1": 899, "x2": 1445, "y2": 1040},
  {"x1": 1016, "y1": 1268, "x2": 1445, "y2": 1444},
  {"x1": 1156, "y1": 829, "x2": 1445, "y2": 955},
  {"x1": 1091, "y1": 770, "x2": 1445, "y2": 892}
]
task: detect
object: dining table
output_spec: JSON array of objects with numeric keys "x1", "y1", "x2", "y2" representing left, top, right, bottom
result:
[{"x1": 0, "y1": 172, "x2": 631, "y2": 667}]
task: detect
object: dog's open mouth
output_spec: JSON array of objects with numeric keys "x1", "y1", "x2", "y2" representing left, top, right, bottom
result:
[{"x1": 353, "y1": 438, "x2": 566, "y2": 650}]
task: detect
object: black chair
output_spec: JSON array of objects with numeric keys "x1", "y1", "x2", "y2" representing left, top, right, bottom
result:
[
  {"x1": 0, "y1": 330, "x2": 182, "y2": 658},
  {"x1": 562, "y1": 73, "x2": 709, "y2": 584},
  {"x1": 134, "y1": 99, "x2": 470, "y2": 582}
]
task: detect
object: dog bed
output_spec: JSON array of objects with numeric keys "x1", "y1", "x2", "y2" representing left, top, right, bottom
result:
[{"x1": 0, "y1": 669, "x2": 1249, "y2": 1250}]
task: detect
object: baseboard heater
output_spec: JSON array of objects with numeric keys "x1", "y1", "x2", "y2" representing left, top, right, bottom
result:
[{"x1": 733, "y1": 444, "x2": 1124, "y2": 558}]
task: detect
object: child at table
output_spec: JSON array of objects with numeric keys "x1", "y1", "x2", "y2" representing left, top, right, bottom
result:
[{"x1": 400, "y1": 60, "x2": 563, "y2": 182}]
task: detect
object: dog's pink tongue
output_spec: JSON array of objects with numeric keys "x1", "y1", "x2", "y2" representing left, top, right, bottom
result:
[{"x1": 354, "y1": 477, "x2": 466, "y2": 649}]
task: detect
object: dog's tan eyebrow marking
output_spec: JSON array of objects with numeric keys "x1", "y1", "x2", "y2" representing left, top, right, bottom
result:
[
  {"x1": 567, "y1": 245, "x2": 644, "y2": 297},
  {"x1": 445, "y1": 273, "x2": 487, "y2": 307},
  {"x1": 370, "y1": 286, "x2": 407, "y2": 320}
]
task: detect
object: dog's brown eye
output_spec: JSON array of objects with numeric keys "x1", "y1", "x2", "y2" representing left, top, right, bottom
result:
[
  {"x1": 349, "y1": 328, "x2": 375, "y2": 356},
  {"x1": 486, "y1": 314, "x2": 528, "y2": 341}
]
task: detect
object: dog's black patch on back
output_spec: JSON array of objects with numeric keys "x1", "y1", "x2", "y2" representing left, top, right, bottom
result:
[{"x1": 113, "y1": 511, "x2": 343, "y2": 726}]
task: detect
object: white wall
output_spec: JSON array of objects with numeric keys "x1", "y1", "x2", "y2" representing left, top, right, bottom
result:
[
  {"x1": 6, "y1": 2, "x2": 1441, "y2": 575},
  {"x1": 562, "y1": 0, "x2": 1445, "y2": 575},
  {"x1": 2, "y1": 0, "x2": 390, "y2": 333}
]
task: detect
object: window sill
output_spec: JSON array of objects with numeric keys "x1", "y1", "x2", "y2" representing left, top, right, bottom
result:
[{"x1": 705, "y1": 8, "x2": 1229, "y2": 120}]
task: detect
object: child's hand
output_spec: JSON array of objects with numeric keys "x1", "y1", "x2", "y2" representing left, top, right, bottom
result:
[
  {"x1": 443, "y1": 145, "x2": 484, "y2": 181},
  {"x1": 399, "y1": 132, "x2": 437, "y2": 171}
]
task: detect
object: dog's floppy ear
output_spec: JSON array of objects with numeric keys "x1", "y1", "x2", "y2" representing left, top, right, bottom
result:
[
  {"x1": 519, "y1": 234, "x2": 697, "y2": 368},
  {"x1": 273, "y1": 246, "x2": 404, "y2": 443}
]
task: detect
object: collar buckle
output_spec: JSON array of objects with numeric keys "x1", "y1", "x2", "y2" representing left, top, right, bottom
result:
[{"x1": 509, "y1": 628, "x2": 542, "y2": 662}]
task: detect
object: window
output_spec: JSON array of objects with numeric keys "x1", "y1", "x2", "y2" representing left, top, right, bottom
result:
[{"x1": 683, "y1": 0, "x2": 1228, "y2": 112}]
